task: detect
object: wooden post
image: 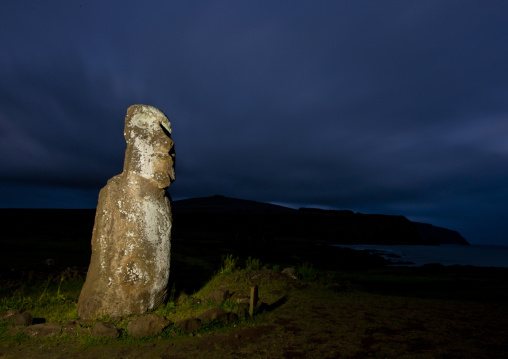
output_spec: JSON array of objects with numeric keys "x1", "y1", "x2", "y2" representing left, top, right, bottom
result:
[{"x1": 249, "y1": 285, "x2": 258, "y2": 317}]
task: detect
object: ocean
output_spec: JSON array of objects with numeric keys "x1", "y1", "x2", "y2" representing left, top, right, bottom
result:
[{"x1": 334, "y1": 244, "x2": 508, "y2": 268}]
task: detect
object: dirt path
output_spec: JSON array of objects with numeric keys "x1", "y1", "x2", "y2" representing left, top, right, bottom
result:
[{"x1": 2, "y1": 284, "x2": 507, "y2": 358}]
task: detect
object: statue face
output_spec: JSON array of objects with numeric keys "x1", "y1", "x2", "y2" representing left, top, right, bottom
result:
[
  {"x1": 123, "y1": 105, "x2": 175, "y2": 189},
  {"x1": 150, "y1": 126, "x2": 175, "y2": 188}
]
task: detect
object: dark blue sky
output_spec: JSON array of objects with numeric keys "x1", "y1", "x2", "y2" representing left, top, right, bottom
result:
[{"x1": 1, "y1": 1, "x2": 508, "y2": 245}]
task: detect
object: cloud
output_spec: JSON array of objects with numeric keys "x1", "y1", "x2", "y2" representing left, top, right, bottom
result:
[{"x1": 2, "y1": 0, "x2": 508, "y2": 244}]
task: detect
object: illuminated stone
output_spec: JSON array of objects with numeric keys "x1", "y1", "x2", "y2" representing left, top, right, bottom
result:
[{"x1": 77, "y1": 105, "x2": 175, "y2": 320}]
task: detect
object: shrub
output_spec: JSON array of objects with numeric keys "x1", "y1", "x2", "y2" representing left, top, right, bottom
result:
[
  {"x1": 245, "y1": 256, "x2": 261, "y2": 271},
  {"x1": 219, "y1": 254, "x2": 238, "y2": 275}
]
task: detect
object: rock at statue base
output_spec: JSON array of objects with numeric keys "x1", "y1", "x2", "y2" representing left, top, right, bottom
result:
[
  {"x1": 92, "y1": 322, "x2": 120, "y2": 339},
  {"x1": 127, "y1": 314, "x2": 171, "y2": 338},
  {"x1": 22, "y1": 323, "x2": 61, "y2": 338},
  {"x1": 77, "y1": 105, "x2": 176, "y2": 320}
]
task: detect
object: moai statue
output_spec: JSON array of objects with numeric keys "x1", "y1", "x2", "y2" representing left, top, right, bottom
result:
[{"x1": 77, "y1": 104, "x2": 175, "y2": 320}]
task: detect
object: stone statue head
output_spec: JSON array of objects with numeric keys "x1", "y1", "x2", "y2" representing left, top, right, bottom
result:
[{"x1": 123, "y1": 104, "x2": 175, "y2": 188}]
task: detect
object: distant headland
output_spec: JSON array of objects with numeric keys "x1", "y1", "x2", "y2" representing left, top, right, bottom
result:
[{"x1": 171, "y1": 195, "x2": 469, "y2": 246}]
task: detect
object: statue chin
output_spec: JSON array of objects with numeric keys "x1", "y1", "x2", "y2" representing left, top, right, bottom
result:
[
  {"x1": 154, "y1": 173, "x2": 173, "y2": 189},
  {"x1": 156, "y1": 179, "x2": 171, "y2": 189}
]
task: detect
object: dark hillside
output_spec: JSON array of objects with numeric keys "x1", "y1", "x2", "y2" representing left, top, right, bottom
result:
[
  {"x1": 1, "y1": 208, "x2": 96, "y2": 240},
  {"x1": 0, "y1": 195, "x2": 468, "y2": 274},
  {"x1": 172, "y1": 196, "x2": 428, "y2": 245}
]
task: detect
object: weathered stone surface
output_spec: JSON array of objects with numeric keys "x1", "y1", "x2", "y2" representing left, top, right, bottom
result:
[
  {"x1": 7, "y1": 326, "x2": 23, "y2": 336},
  {"x1": 233, "y1": 304, "x2": 249, "y2": 316},
  {"x1": 0, "y1": 309, "x2": 21, "y2": 320},
  {"x1": 228, "y1": 312, "x2": 239, "y2": 322},
  {"x1": 197, "y1": 307, "x2": 228, "y2": 323},
  {"x1": 230, "y1": 290, "x2": 250, "y2": 304},
  {"x1": 175, "y1": 318, "x2": 201, "y2": 333},
  {"x1": 281, "y1": 267, "x2": 297, "y2": 279},
  {"x1": 77, "y1": 105, "x2": 176, "y2": 320},
  {"x1": 22, "y1": 323, "x2": 61, "y2": 338},
  {"x1": 209, "y1": 286, "x2": 230, "y2": 304},
  {"x1": 92, "y1": 322, "x2": 120, "y2": 339},
  {"x1": 7, "y1": 312, "x2": 33, "y2": 326},
  {"x1": 127, "y1": 314, "x2": 171, "y2": 338},
  {"x1": 1, "y1": 310, "x2": 33, "y2": 326}
]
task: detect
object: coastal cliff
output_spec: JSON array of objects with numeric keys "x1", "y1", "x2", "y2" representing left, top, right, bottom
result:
[
  {"x1": 412, "y1": 222, "x2": 469, "y2": 245},
  {"x1": 172, "y1": 195, "x2": 469, "y2": 245}
]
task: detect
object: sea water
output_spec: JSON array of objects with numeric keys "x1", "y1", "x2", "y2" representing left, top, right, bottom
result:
[{"x1": 334, "y1": 244, "x2": 508, "y2": 268}]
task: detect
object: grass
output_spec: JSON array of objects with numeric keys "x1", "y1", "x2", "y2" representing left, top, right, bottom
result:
[
  {"x1": 244, "y1": 256, "x2": 262, "y2": 271},
  {"x1": 1, "y1": 275, "x2": 83, "y2": 324},
  {"x1": 2, "y1": 256, "x2": 507, "y2": 329},
  {"x1": 153, "y1": 255, "x2": 291, "y2": 323},
  {"x1": 0, "y1": 256, "x2": 272, "y2": 341},
  {"x1": 219, "y1": 254, "x2": 238, "y2": 275},
  {"x1": 295, "y1": 262, "x2": 317, "y2": 281},
  {"x1": 2, "y1": 250, "x2": 508, "y2": 358}
]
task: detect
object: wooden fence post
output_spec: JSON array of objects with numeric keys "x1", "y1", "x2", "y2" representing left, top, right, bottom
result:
[{"x1": 249, "y1": 285, "x2": 258, "y2": 317}]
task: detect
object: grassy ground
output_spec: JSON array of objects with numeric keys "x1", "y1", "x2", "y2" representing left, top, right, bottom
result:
[{"x1": 1, "y1": 235, "x2": 508, "y2": 358}]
